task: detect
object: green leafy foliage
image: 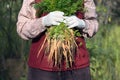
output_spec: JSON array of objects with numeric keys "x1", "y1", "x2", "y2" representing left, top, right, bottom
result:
[
  {"x1": 86, "y1": 24, "x2": 120, "y2": 80},
  {"x1": 47, "y1": 22, "x2": 68, "y2": 40},
  {"x1": 34, "y1": 0, "x2": 84, "y2": 16}
]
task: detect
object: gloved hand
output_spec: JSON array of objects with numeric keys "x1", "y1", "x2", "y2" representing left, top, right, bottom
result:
[
  {"x1": 42, "y1": 11, "x2": 64, "y2": 26},
  {"x1": 64, "y1": 16, "x2": 86, "y2": 29}
]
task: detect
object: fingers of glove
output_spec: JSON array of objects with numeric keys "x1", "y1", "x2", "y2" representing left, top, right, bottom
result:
[
  {"x1": 64, "y1": 16, "x2": 78, "y2": 28},
  {"x1": 48, "y1": 11, "x2": 64, "y2": 23},
  {"x1": 54, "y1": 17, "x2": 64, "y2": 22},
  {"x1": 68, "y1": 22, "x2": 78, "y2": 28},
  {"x1": 52, "y1": 21, "x2": 60, "y2": 25},
  {"x1": 63, "y1": 16, "x2": 68, "y2": 23},
  {"x1": 67, "y1": 20, "x2": 76, "y2": 27},
  {"x1": 65, "y1": 16, "x2": 77, "y2": 22},
  {"x1": 68, "y1": 19, "x2": 86, "y2": 28},
  {"x1": 64, "y1": 16, "x2": 86, "y2": 28},
  {"x1": 64, "y1": 16, "x2": 78, "y2": 24}
]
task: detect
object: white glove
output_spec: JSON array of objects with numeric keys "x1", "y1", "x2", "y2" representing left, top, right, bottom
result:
[
  {"x1": 42, "y1": 11, "x2": 64, "y2": 26},
  {"x1": 64, "y1": 16, "x2": 86, "y2": 29}
]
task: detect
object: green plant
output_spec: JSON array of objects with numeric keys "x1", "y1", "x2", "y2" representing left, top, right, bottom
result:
[{"x1": 86, "y1": 24, "x2": 120, "y2": 80}]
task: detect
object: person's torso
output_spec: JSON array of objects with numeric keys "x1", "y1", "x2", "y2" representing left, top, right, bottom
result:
[{"x1": 28, "y1": 0, "x2": 90, "y2": 71}]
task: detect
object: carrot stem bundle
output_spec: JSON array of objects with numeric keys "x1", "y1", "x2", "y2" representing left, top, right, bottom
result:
[{"x1": 34, "y1": 0, "x2": 84, "y2": 68}]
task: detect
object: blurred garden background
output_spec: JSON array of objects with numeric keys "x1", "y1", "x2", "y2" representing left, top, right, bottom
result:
[{"x1": 0, "y1": 0, "x2": 120, "y2": 80}]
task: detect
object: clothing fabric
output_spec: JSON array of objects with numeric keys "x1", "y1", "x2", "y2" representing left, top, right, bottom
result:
[
  {"x1": 28, "y1": 66, "x2": 91, "y2": 80},
  {"x1": 16, "y1": 0, "x2": 98, "y2": 71}
]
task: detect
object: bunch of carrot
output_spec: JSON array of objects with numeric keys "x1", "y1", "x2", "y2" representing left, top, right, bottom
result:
[{"x1": 34, "y1": 0, "x2": 84, "y2": 68}]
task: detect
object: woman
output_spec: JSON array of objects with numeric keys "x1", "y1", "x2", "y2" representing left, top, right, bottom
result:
[{"x1": 17, "y1": 0, "x2": 99, "y2": 80}]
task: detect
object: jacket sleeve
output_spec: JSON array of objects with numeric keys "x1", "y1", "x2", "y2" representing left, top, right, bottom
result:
[
  {"x1": 82, "y1": 0, "x2": 99, "y2": 38},
  {"x1": 16, "y1": 0, "x2": 46, "y2": 40}
]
